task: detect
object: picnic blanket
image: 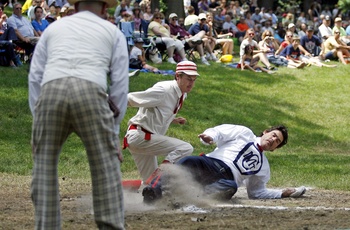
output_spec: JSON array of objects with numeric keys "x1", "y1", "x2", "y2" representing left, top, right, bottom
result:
[{"x1": 129, "y1": 68, "x2": 175, "y2": 76}]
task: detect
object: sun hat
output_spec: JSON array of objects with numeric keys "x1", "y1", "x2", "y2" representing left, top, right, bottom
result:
[
  {"x1": 198, "y1": 13, "x2": 206, "y2": 20},
  {"x1": 67, "y1": 0, "x2": 117, "y2": 8},
  {"x1": 169, "y1": 13, "x2": 177, "y2": 19},
  {"x1": 176, "y1": 61, "x2": 199, "y2": 76},
  {"x1": 288, "y1": 23, "x2": 295, "y2": 29},
  {"x1": 335, "y1": 17, "x2": 342, "y2": 22}
]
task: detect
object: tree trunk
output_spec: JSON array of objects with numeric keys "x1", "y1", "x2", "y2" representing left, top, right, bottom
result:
[{"x1": 163, "y1": 0, "x2": 186, "y2": 19}]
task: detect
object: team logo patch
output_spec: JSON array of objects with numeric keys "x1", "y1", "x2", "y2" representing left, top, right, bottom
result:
[{"x1": 233, "y1": 142, "x2": 263, "y2": 175}]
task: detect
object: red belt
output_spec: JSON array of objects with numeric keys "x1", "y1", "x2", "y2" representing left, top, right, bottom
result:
[{"x1": 123, "y1": 124, "x2": 153, "y2": 149}]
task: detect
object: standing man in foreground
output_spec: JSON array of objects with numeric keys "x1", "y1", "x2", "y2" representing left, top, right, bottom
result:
[
  {"x1": 143, "y1": 124, "x2": 306, "y2": 203},
  {"x1": 123, "y1": 61, "x2": 198, "y2": 185},
  {"x1": 28, "y1": 0, "x2": 129, "y2": 228}
]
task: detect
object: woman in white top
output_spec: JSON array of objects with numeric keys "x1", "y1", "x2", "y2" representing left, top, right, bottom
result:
[{"x1": 239, "y1": 28, "x2": 275, "y2": 70}]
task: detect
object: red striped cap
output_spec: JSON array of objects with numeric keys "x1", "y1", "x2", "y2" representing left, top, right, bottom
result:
[{"x1": 175, "y1": 61, "x2": 199, "y2": 76}]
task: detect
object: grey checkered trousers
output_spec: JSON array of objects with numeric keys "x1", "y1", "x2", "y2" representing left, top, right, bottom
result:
[{"x1": 31, "y1": 77, "x2": 124, "y2": 230}]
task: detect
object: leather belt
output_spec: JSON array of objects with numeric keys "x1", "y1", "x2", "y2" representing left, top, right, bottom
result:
[{"x1": 123, "y1": 124, "x2": 153, "y2": 149}]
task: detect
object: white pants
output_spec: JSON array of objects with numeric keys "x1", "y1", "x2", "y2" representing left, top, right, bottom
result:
[
  {"x1": 154, "y1": 36, "x2": 184, "y2": 51},
  {"x1": 125, "y1": 128, "x2": 193, "y2": 182}
]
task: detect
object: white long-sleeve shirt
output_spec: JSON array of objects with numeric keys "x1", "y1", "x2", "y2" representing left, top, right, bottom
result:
[
  {"x1": 202, "y1": 124, "x2": 282, "y2": 199},
  {"x1": 128, "y1": 80, "x2": 185, "y2": 135},
  {"x1": 28, "y1": 11, "x2": 129, "y2": 134}
]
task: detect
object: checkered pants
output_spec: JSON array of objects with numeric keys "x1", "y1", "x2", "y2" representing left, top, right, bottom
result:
[{"x1": 31, "y1": 77, "x2": 124, "y2": 230}]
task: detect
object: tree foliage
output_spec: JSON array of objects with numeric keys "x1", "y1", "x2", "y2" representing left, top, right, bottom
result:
[{"x1": 338, "y1": 0, "x2": 350, "y2": 12}]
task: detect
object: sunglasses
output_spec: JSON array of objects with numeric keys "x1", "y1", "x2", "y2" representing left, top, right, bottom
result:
[
  {"x1": 155, "y1": 17, "x2": 162, "y2": 19},
  {"x1": 334, "y1": 32, "x2": 340, "y2": 34},
  {"x1": 249, "y1": 33, "x2": 255, "y2": 36},
  {"x1": 287, "y1": 35, "x2": 292, "y2": 38},
  {"x1": 15, "y1": 7, "x2": 22, "y2": 9}
]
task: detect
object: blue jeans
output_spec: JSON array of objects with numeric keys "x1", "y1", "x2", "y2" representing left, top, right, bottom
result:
[{"x1": 267, "y1": 55, "x2": 288, "y2": 67}]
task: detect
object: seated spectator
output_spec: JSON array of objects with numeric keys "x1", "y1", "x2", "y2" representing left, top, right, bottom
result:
[
  {"x1": 261, "y1": 19, "x2": 275, "y2": 36},
  {"x1": 298, "y1": 23, "x2": 307, "y2": 37},
  {"x1": 287, "y1": 23, "x2": 298, "y2": 37},
  {"x1": 188, "y1": 13, "x2": 217, "y2": 61},
  {"x1": 318, "y1": 15, "x2": 332, "y2": 42},
  {"x1": 0, "y1": 4, "x2": 18, "y2": 41},
  {"x1": 275, "y1": 30, "x2": 309, "y2": 56},
  {"x1": 168, "y1": 13, "x2": 209, "y2": 65},
  {"x1": 241, "y1": 44, "x2": 273, "y2": 73},
  {"x1": 282, "y1": 13, "x2": 294, "y2": 28},
  {"x1": 274, "y1": 28, "x2": 285, "y2": 44},
  {"x1": 333, "y1": 17, "x2": 350, "y2": 45},
  {"x1": 132, "y1": 7, "x2": 142, "y2": 32},
  {"x1": 7, "y1": 3, "x2": 39, "y2": 56},
  {"x1": 31, "y1": 6, "x2": 49, "y2": 36},
  {"x1": 198, "y1": 0, "x2": 209, "y2": 13},
  {"x1": 320, "y1": 28, "x2": 350, "y2": 65},
  {"x1": 300, "y1": 26, "x2": 321, "y2": 57},
  {"x1": 120, "y1": 10, "x2": 132, "y2": 22},
  {"x1": 265, "y1": 8, "x2": 278, "y2": 27},
  {"x1": 27, "y1": 0, "x2": 47, "y2": 20},
  {"x1": 184, "y1": 6, "x2": 198, "y2": 29},
  {"x1": 236, "y1": 16, "x2": 249, "y2": 36},
  {"x1": 222, "y1": 14, "x2": 244, "y2": 43},
  {"x1": 245, "y1": 11, "x2": 255, "y2": 29},
  {"x1": 296, "y1": 11, "x2": 307, "y2": 25},
  {"x1": 0, "y1": 40, "x2": 22, "y2": 67},
  {"x1": 279, "y1": 36, "x2": 307, "y2": 68},
  {"x1": 239, "y1": 28, "x2": 275, "y2": 71},
  {"x1": 208, "y1": 0, "x2": 220, "y2": 9},
  {"x1": 143, "y1": 5, "x2": 153, "y2": 22},
  {"x1": 206, "y1": 13, "x2": 234, "y2": 56},
  {"x1": 130, "y1": 37, "x2": 158, "y2": 72},
  {"x1": 251, "y1": 7, "x2": 262, "y2": 24},
  {"x1": 346, "y1": 22, "x2": 350, "y2": 36},
  {"x1": 258, "y1": 30, "x2": 290, "y2": 68},
  {"x1": 148, "y1": 12, "x2": 188, "y2": 64}
]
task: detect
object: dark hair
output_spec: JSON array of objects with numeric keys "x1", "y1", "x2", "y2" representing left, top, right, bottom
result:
[
  {"x1": 0, "y1": 4, "x2": 4, "y2": 11},
  {"x1": 34, "y1": 6, "x2": 43, "y2": 13},
  {"x1": 260, "y1": 125, "x2": 288, "y2": 148},
  {"x1": 244, "y1": 44, "x2": 253, "y2": 55}
]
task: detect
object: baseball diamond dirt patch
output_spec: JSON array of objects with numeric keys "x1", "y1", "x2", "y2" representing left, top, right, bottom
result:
[{"x1": 1, "y1": 173, "x2": 350, "y2": 230}]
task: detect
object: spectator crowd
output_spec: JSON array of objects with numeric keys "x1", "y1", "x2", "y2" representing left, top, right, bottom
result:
[{"x1": 1, "y1": 0, "x2": 350, "y2": 70}]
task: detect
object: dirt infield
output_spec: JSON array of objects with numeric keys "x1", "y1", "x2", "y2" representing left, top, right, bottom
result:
[{"x1": 1, "y1": 174, "x2": 350, "y2": 229}]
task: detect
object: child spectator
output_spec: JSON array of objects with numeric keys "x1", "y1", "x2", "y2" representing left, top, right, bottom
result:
[
  {"x1": 240, "y1": 44, "x2": 273, "y2": 74},
  {"x1": 130, "y1": 37, "x2": 158, "y2": 72}
]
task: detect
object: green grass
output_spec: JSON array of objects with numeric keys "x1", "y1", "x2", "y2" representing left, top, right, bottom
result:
[{"x1": 1, "y1": 60, "x2": 350, "y2": 191}]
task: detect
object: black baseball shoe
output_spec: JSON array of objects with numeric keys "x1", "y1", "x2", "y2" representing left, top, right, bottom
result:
[{"x1": 142, "y1": 186, "x2": 162, "y2": 204}]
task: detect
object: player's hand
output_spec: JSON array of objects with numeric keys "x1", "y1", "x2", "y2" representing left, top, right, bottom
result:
[
  {"x1": 198, "y1": 134, "x2": 214, "y2": 144},
  {"x1": 173, "y1": 117, "x2": 186, "y2": 125},
  {"x1": 282, "y1": 186, "x2": 306, "y2": 198}
]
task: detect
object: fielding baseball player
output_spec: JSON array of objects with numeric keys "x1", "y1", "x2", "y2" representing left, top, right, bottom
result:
[
  {"x1": 123, "y1": 61, "x2": 199, "y2": 184},
  {"x1": 143, "y1": 124, "x2": 306, "y2": 203}
]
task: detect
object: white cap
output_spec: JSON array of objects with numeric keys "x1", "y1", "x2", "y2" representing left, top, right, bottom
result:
[
  {"x1": 169, "y1": 13, "x2": 178, "y2": 19},
  {"x1": 198, "y1": 13, "x2": 206, "y2": 20},
  {"x1": 288, "y1": 23, "x2": 295, "y2": 29}
]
